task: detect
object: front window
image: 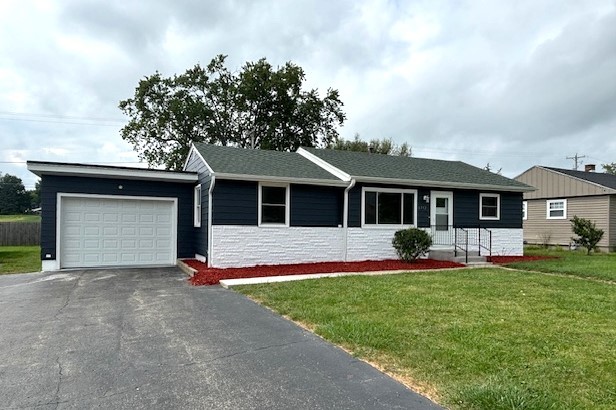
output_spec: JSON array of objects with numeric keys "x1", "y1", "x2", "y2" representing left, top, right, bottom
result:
[
  {"x1": 547, "y1": 199, "x2": 566, "y2": 219},
  {"x1": 522, "y1": 201, "x2": 527, "y2": 220},
  {"x1": 193, "y1": 185, "x2": 201, "y2": 227},
  {"x1": 259, "y1": 184, "x2": 288, "y2": 225},
  {"x1": 363, "y1": 188, "x2": 416, "y2": 226},
  {"x1": 480, "y1": 193, "x2": 500, "y2": 220}
]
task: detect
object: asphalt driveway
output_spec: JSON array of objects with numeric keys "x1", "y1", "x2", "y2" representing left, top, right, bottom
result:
[{"x1": 0, "y1": 268, "x2": 441, "y2": 409}]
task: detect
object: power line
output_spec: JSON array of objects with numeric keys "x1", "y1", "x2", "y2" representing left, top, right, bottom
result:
[{"x1": 0, "y1": 110, "x2": 126, "y2": 122}]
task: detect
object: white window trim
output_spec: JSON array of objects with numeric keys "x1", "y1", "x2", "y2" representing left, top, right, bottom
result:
[
  {"x1": 522, "y1": 201, "x2": 527, "y2": 221},
  {"x1": 479, "y1": 193, "x2": 500, "y2": 220},
  {"x1": 258, "y1": 182, "x2": 290, "y2": 227},
  {"x1": 361, "y1": 187, "x2": 418, "y2": 228},
  {"x1": 546, "y1": 199, "x2": 567, "y2": 220},
  {"x1": 194, "y1": 184, "x2": 202, "y2": 227}
]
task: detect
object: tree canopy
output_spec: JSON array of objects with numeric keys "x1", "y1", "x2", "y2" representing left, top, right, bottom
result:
[
  {"x1": 330, "y1": 134, "x2": 411, "y2": 156},
  {"x1": 602, "y1": 162, "x2": 616, "y2": 175},
  {"x1": 119, "y1": 55, "x2": 346, "y2": 170},
  {"x1": 0, "y1": 173, "x2": 31, "y2": 214}
]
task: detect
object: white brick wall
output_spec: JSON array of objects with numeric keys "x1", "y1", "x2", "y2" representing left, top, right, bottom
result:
[
  {"x1": 482, "y1": 228, "x2": 524, "y2": 256},
  {"x1": 346, "y1": 228, "x2": 399, "y2": 261},
  {"x1": 210, "y1": 226, "x2": 523, "y2": 268},
  {"x1": 211, "y1": 226, "x2": 345, "y2": 268}
]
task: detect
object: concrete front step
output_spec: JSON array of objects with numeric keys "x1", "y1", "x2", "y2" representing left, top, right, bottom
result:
[
  {"x1": 453, "y1": 255, "x2": 487, "y2": 264},
  {"x1": 429, "y1": 249, "x2": 485, "y2": 263}
]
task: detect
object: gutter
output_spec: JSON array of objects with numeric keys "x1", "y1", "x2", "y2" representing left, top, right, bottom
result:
[
  {"x1": 342, "y1": 178, "x2": 356, "y2": 262},
  {"x1": 207, "y1": 174, "x2": 216, "y2": 268}
]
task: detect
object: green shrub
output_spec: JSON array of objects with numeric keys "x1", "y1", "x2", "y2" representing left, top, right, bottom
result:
[
  {"x1": 392, "y1": 228, "x2": 432, "y2": 262},
  {"x1": 570, "y1": 216, "x2": 604, "y2": 255}
]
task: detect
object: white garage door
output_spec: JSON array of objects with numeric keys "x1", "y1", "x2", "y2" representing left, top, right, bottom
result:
[{"x1": 60, "y1": 196, "x2": 175, "y2": 268}]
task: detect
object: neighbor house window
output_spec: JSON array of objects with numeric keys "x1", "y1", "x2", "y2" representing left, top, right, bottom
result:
[
  {"x1": 522, "y1": 201, "x2": 527, "y2": 220},
  {"x1": 480, "y1": 193, "x2": 500, "y2": 220},
  {"x1": 194, "y1": 185, "x2": 201, "y2": 227},
  {"x1": 259, "y1": 184, "x2": 289, "y2": 226},
  {"x1": 547, "y1": 199, "x2": 566, "y2": 219},
  {"x1": 363, "y1": 188, "x2": 416, "y2": 226}
]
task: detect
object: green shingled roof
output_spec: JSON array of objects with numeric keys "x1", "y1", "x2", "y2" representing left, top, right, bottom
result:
[
  {"x1": 301, "y1": 147, "x2": 532, "y2": 191},
  {"x1": 192, "y1": 143, "x2": 341, "y2": 181}
]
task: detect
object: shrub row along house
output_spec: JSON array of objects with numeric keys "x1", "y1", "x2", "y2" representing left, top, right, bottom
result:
[
  {"x1": 516, "y1": 165, "x2": 616, "y2": 251},
  {"x1": 28, "y1": 143, "x2": 532, "y2": 271}
]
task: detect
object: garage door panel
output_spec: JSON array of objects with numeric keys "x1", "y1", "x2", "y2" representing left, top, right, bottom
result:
[{"x1": 60, "y1": 197, "x2": 175, "y2": 269}]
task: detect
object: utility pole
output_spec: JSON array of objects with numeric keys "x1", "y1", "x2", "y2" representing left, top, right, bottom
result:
[{"x1": 566, "y1": 153, "x2": 586, "y2": 170}]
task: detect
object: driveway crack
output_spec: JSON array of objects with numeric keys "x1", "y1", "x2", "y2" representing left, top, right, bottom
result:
[
  {"x1": 54, "y1": 275, "x2": 80, "y2": 320},
  {"x1": 207, "y1": 339, "x2": 309, "y2": 364}
]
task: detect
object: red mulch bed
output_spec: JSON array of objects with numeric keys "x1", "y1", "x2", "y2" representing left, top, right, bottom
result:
[
  {"x1": 185, "y1": 259, "x2": 465, "y2": 286},
  {"x1": 487, "y1": 255, "x2": 558, "y2": 264}
]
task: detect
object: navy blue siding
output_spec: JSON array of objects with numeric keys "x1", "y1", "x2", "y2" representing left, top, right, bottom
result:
[
  {"x1": 212, "y1": 180, "x2": 258, "y2": 225},
  {"x1": 184, "y1": 150, "x2": 210, "y2": 256},
  {"x1": 290, "y1": 185, "x2": 343, "y2": 227},
  {"x1": 212, "y1": 180, "x2": 344, "y2": 227},
  {"x1": 348, "y1": 183, "x2": 522, "y2": 228},
  {"x1": 40, "y1": 175, "x2": 196, "y2": 261},
  {"x1": 454, "y1": 191, "x2": 523, "y2": 228}
]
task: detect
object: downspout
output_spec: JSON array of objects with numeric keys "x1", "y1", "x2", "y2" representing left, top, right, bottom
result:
[
  {"x1": 343, "y1": 178, "x2": 356, "y2": 262},
  {"x1": 207, "y1": 175, "x2": 216, "y2": 268}
]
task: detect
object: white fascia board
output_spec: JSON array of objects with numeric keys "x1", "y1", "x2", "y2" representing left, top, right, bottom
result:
[
  {"x1": 27, "y1": 162, "x2": 198, "y2": 183},
  {"x1": 354, "y1": 176, "x2": 533, "y2": 192},
  {"x1": 214, "y1": 172, "x2": 348, "y2": 187},
  {"x1": 184, "y1": 143, "x2": 214, "y2": 174},
  {"x1": 296, "y1": 148, "x2": 351, "y2": 181}
]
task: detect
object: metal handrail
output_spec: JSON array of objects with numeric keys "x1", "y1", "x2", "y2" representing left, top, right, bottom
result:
[
  {"x1": 479, "y1": 227, "x2": 492, "y2": 257},
  {"x1": 454, "y1": 228, "x2": 469, "y2": 263}
]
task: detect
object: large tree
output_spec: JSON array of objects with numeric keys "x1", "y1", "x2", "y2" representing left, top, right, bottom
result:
[
  {"x1": 119, "y1": 55, "x2": 346, "y2": 170},
  {"x1": 330, "y1": 134, "x2": 411, "y2": 157},
  {"x1": 0, "y1": 173, "x2": 30, "y2": 214}
]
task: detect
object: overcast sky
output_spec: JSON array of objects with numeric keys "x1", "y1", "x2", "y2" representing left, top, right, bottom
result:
[{"x1": 2, "y1": 0, "x2": 615, "y2": 190}]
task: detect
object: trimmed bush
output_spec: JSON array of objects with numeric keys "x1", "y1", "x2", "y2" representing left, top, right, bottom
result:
[
  {"x1": 392, "y1": 228, "x2": 432, "y2": 262},
  {"x1": 570, "y1": 216, "x2": 604, "y2": 255}
]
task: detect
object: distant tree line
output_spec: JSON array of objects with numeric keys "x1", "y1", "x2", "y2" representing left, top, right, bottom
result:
[{"x1": 0, "y1": 174, "x2": 40, "y2": 214}]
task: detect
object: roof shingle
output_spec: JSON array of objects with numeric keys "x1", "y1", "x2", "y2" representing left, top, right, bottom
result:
[
  {"x1": 193, "y1": 143, "x2": 341, "y2": 181},
  {"x1": 301, "y1": 147, "x2": 531, "y2": 190}
]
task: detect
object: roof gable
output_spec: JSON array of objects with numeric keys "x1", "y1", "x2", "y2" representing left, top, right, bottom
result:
[
  {"x1": 544, "y1": 167, "x2": 616, "y2": 190},
  {"x1": 515, "y1": 166, "x2": 616, "y2": 199},
  {"x1": 300, "y1": 147, "x2": 531, "y2": 191},
  {"x1": 191, "y1": 143, "x2": 344, "y2": 184}
]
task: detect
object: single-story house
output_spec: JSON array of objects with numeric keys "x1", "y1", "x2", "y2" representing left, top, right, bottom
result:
[
  {"x1": 515, "y1": 165, "x2": 616, "y2": 251},
  {"x1": 28, "y1": 143, "x2": 532, "y2": 271}
]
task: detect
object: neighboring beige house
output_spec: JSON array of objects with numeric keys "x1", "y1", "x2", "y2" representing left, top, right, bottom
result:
[{"x1": 515, "y1": 165, "x2": 616, "y2": 251}]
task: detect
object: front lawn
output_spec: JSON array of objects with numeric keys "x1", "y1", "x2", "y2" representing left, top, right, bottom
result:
[
  {"x1": 237, "y1": 269, "x2": 616, "y2": 409},
  {"x1": 0, "y1": 246, "x2": 41, "y2": 274},
  {"x1": 0, "y1": 214, "x2": 41, "y2": 222},
  {"x1": 504, "y1": 246, "x2": 616, "y2": 282}
]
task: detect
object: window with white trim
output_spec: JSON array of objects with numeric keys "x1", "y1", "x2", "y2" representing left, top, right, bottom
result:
[
  {"x1": 522, "y1": 201, "x2": 527, "y2": 220},
  {"x1": 363, "y1": 188, "x2": 416, "y2": 226},
  {"x1": 259, "y1": 184, "x2": 289, "y2": 226},
  {"x1": 547, "y1": 199, "x2": 566, "y2": 219},
  {"x1": 480, "y1": 193, "x2": 500, "y2": 220},
  {"x1": 193, "y1": 185, "x2": 201, "y2": 227}
]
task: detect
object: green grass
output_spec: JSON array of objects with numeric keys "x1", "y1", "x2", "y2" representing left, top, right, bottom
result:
[
  {"x1": 505, "y1": 246, "x2": 616, "y2": 282},
  {"x1": 237, "y1": 269, "x2": 616, "y2": 409},
  {"x1": 0, "y1": 214, "x2": 41, "y2": 222},
  {"x1": 0, "y1": 246, "x2": 41, "y2": 274}
]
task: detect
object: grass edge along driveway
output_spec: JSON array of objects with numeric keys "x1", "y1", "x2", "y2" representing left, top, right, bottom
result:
[{"x1": 237, "y1": 268, "x2": 616, "y2": 410}]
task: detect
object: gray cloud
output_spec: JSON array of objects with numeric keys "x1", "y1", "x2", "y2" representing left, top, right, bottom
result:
[{"x1": 1, "y1": 0, "x2": 615, "y2": 188}]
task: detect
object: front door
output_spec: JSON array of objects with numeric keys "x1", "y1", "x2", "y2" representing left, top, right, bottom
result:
[{"x1": 430, "y1": 191, "x2": 453, "y2": 245}]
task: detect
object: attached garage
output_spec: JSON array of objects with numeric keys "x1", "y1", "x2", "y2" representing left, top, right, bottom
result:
[
  {"x1": 59, "y1": 195, "x2": 176, "y2": 269},
  {"x1": 27, "y1": 161, "x2": 198, "y2": 271}
]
